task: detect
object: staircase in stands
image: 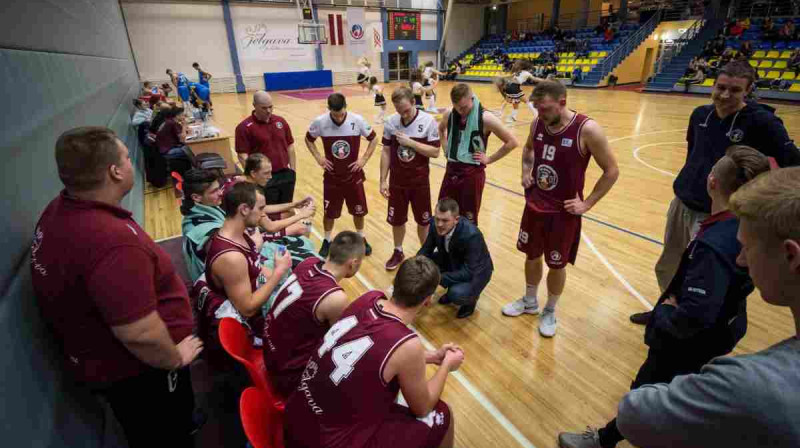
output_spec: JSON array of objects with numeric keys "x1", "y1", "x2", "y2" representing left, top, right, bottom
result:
[{"x1": 644, "y1": 20, "x2": 724, "y2": 92}]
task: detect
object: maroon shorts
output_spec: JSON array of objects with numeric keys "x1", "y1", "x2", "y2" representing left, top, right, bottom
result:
[
  {"x1": 324, "y1": 180, "x2": 368, "y2": 219},
  {"x1": 365, "y1": 401, "x2": 451, "y2": 448},
  {"x1": 517, "y1": 207, "x2": 582, "y2": 269},
  {"x1": 438, "y1": 163, "x2": 486, "y2": 224},
  {"x1": 387, "y1": 185, "x2": 432, "y2": 226}
]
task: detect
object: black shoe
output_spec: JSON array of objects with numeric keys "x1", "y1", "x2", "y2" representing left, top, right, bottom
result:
[
  {"x1": 319, "y1": 240, "x2": 331, "y2": 258},
  {"x1": 364, "y1": 239, "x2": 372, "y2": 256},
  {"x1": 456, "y1": 304, "x2": 475, "y2": 319},
  {"x1": 630, "y1": 311, "x2": 652, "y2": 325},
  {"x1": 438, "y1": 293, "x2": 452, "y2": 305}
]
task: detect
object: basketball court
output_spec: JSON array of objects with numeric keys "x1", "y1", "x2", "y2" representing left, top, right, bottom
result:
[{"x1": 145, "y1": 81, "x2": 800, "y2": 448}]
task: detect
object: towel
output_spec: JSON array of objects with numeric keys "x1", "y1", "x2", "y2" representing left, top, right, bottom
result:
[
  {"x1": 446, "y1": 94, "x2": 485, "y2": 165},
  {"x1": 182, "y1": 204, "x2": 226, "y2": 283}
]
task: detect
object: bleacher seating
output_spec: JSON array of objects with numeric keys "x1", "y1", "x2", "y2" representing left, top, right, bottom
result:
[{"x1": 455, "y1": 23, "x2": 639, "y2": 82}]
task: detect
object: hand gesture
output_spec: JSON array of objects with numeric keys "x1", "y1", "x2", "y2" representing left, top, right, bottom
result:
[
  {"x1": 564, "y1": 193, "x2": 591, "y2": 215},
  {"x1": 298, "y1": 204, "x2": 316, "y2": 219},
  {"x1": 274, "y1": 249, "x2": 292, "y2": 274},
  {"x1": 349, "y1": 157, "x2": 367, "y2": 173},
  {"x1": 176, "y1": 335, "x2": 204, "y2": 367},
  {"x1": 662, "y1": 295, "x2": 678, "y2": 307},
  {"x1": 430, "y1": 343, "x2": 461, "y2": 365},
  {"x1": 296, "y1": 195, "x2": 314, "y2": 208},
  {"x1": 318, "y1": 157, "x2": 334, "y2": 172},
  {"x1": 395, "y1": 132, "x2": 414, "y2": 148},
  {"x1": 442, "y1": 348, "x2": 465, "y2": 372},
  {"x1": 380, "y1": 180, "x2": 390, "y2": 199},
  {"x1": 522, "y1": 171, "x2": 534, "y2": 189},
  {"x1": 473, "y1": 152, "x2": 489, "y2": 165}
]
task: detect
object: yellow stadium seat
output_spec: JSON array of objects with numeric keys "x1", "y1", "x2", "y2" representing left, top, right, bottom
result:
[
  {"x1": 565, "y1": 59, "x2": 576, "y2": 64},
  {"x1": 774, "y1": 60, "x2": 787, "y2": 69},
  {"x1": 581, "y1": 66, "x2": 591, "y2": 72},
  {"x1": 767, "y1": 50, "x2": 780, "y2": 58},
  {"x1": 753, "y1": 50, "x2": 766, "y2": 58},
  {"x1": 758, "y1": 60, "x2": 773, "y2": 68},
  {"x1": 782, "y1": 72, "x2": 796, "y2": 80},
  {"x1": 566, "y1": 65, "x2": 575, "y2": 72},
  {"x1": 758, "y1": 70, "x2": 766, "y2": 78},
  {"x1": 568, "y1": 52, "x2": 576, "y2": 57},
  {"x1": 780, "y1": 50, "x2": 792, "y2": 59},
  {"x1": 589, "y1": 51, "x2": 599, "y2": 58},
  {"x1": 749, "y1": 60, "x2": 758, "y2": 67},
  {"x1": 790, "y1": 83, "x2": 800, "y2": 92},
  {"x1": 598, "y1": 51, "x2": 608, "y2": 57},
  {"x1": 701, "y1": 78, "x2": 715, "y2": 86},
  {"x1": 533, "y1": 52, "x2": 540, "y2": 57},
  {"x1": 557, "y1": 65, "x2": 566, "y2": 72},
  {"x1": 766, "y1": 71, "x2": 780, "y2": 79},
  {"x1": 590, "y1": 58, "x2": 599, "y2": 65}
]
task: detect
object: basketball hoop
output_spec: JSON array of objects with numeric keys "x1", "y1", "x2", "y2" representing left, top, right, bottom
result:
[{"x1": 298, "y1": 22, "x2": 327, "y2": 45}]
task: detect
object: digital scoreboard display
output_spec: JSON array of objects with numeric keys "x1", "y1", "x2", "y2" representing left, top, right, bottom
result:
[{"x1": 388, "y1": 11, "x2": 421, "y2": 40}]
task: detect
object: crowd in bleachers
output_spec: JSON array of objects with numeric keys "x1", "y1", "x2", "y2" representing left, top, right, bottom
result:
[{"x1": 679, "y1": 16, "x2": 800, "y2": 93}]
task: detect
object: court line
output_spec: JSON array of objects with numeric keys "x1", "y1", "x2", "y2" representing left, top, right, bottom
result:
[
  {"x1": 307, "y1": 227, "x2": 538, "y2": 448},
  {"x1": 632, "y1": 142, "x2": 680, "y2": 178},
  {"x1": 581, "y1": 233, "x2": 654, "y2": 310}
]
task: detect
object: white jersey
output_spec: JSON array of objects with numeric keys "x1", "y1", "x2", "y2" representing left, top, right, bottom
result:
[
  {"x1": 423, "y1": 66, "x2": 434, "y2": 80},
  {"x1": 382, "y1": 110, "x2": 441, "y2": 187},
  {"x1": 371, "y1": 84, "x2": 383, "y2": 96},
  {"x1": 515, "y1": 70, "x2": 536, "y2": 85},
  {"x1": 307, "y1": 112, "x2": 376, "y2": 184},
  {"x1": 359, "y1": 66, "x2": 371, "y2": 77},
  {"x1": 411, "y1": 82, "x2": 424, "y2": 95}
]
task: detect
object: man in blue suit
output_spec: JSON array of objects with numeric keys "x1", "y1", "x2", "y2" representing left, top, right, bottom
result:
[{"x1": 418, "y1": 198, "x2": 493, "y2": 318}]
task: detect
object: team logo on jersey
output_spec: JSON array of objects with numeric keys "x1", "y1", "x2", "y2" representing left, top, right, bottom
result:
[
  {"x1": 301, "y1": 360, "x2": 319, "y2": 382},
  {"x1": 561, "y1": 138, "x2": 573, "y2": 147},
  {"x1": 397, "y1": 146, "x2": 416, "y2": 162},
  {"x1": 331, "y1": 140, "x2": 351, "y2": 159},
  {"x1": 536, "y1": 133, "x2": 543, "y2": 141},
  {"x1": 550, "y1": 251, "x2": 562, "y2": 262},
  {"x1": 728, "y1": 128, "x2": 744, "y2": 143},
  {"x1": 350, "y1": 24, "x2": 364, "y2": 40},
  {"x1": 275, "y1": 121, "x2": 283, "y2": 129},
  {"x1": 536, "y1": 164, "x2": 559, "y2": 191}
]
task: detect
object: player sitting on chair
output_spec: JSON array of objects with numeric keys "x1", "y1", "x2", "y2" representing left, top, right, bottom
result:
[
  {"x1": 418, "y1": 198, "x2": 494, "y2": 319},
  {"x1": 558, "y1": 145, "x2": 771, "y2": 448},
  {"x1": 263, "y1": 231, "x2": 365, "y2": 399},
  {"x1": 284, "y1": 255, "x2": 464, "y2": 448},
  {"x1": 305, "y1": 93, "x2": 379, "y2": 258}
]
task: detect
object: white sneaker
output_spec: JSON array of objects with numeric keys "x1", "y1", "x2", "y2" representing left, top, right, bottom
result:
[
  {"x1": 539, "y1": 309, "x2": 557, "y2": 337},
  {"x1": 502, "y1": 297, "x2": 540, "y2": 317}
]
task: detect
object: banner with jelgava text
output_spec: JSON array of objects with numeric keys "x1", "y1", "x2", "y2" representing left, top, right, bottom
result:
[
  {"x1": 237, "y1": 23, "x2": 314, "y2": 61},
  {"x1": 346, "y1": 7, "x2": 367, "y2": 56}
]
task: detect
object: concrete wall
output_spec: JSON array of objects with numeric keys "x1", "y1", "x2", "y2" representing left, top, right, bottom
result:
[
  {"x1": 0, "y1": 0, "x2": 142, "y2": 446},
  {"x1": 443, "y1": 4, "x2": 485, "y2": 61},
  {"x1": 507, "y1": 0, "x2": 603, "y2": 31}
]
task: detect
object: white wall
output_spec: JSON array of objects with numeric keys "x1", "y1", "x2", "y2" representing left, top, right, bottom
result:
[
  {"x1": 421, "y1": 12, "x2": 438, "y2": 40},
  {"x1": 123, "y1": 2, "x2": 233, "y2": 86},
  {"x1": 418, "y1": 51, "x2": 437, "y2": 67},
  {"x1": 444, "y1": 4, "x2": 485, "y2": 62}
]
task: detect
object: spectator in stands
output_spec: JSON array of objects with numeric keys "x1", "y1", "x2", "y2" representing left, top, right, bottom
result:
[
  {"x1": 617, "y1": 167, "x2": 800, "y2": 448},
  {"x1": 604, "y1": 27, "x2": 615, "y2": 43},
  {"x1": 155, "y1": 106, "x2": 191, "y2": 162},
  {"x1": 740, "y1": 17, "x2": 750, "y2": 31},
  {"x1": 31, "y1": 127, "x2": 203, "y2": 447},
  {"x1": 630, "y1": 61, "x2": 800, "y2": 325},
  {"x1": 679, "y1": 66, "x2": 705, "y2": 93},
  {"x1": 790, "y1": 49, "x2": 800, "y2": 75},
  {"x1": 235, "y1": 91, "x2": 297, "y2": 206},
  {"x1": 738, "y1": 40, "x2": 753, "y2": 60},
  {"x1": 762, "y1": 17, "x2": 777, "y2": 41},
  {"x1": 728, "y1": 20, "x2": 744, "y2": 39},
  {"x1": 571, "y1": 66, "x2": 584, "y2": 84},
  {"x1": 780, "y1": 21, "x2": 796, "y2": 41},
  {"x1": 131, "y1": 98, "x2": 152, "y2": 127},
  {"x1": 720, "y1": 47, "x2": 735, "y2": 66}
]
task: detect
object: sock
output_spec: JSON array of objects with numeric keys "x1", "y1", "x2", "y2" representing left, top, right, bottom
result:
[
  {"x1": 324, "y1": 231, "x2": 332, "y2": 242},
  {"x1": 524, "y1": 284, "x2": 538, "y2": 303},
  {"x1": 511, "y1": 109, "x2": 519, "y2": 120},
  {"x1": 357, "y1": 229, "x2": 364, "y2": 237},
  {"x1": 544, "y1": 293, "x2": 560, "y2": 311},
  {"x1": 395, "y1": 246, "x2": 403, "y2": 252},
  {"x1": 527, "y1": 102, "x2": 536, "y2": 113},
  {"x1": 428, "y1": 96, "x2": 436, "y2": 110}
]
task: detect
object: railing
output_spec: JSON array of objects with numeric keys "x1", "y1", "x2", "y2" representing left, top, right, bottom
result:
[
  {"x1": 588, "y1": 8, "x2": 663, "y2": 82},
  {"x1": 736, "y1": 0, "x2": 800, "y2": 18},
  {"x1": 652, "y1": 17, "x2": 706, "y2": 76}
]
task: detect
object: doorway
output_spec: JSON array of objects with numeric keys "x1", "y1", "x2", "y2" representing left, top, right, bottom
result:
[
  {"x1": 388, "y1": 51, "x2": 411, "y2": 81},
  {"x1": 641, "y1": 47, "x2": 655, "y2": 83}
]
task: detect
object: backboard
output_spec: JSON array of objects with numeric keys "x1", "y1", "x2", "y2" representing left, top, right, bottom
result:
[{"x1": 298, "y1": 23, "x2": 327, "y2": 44}]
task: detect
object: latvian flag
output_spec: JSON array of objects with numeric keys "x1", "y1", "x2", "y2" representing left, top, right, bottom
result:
[{"x1": 328, "y1": 13, "x2": 345, "y2": 45}]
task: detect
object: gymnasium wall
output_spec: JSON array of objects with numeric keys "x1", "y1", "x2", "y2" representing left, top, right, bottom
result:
[
  {"x1": 0, "y1": 0, "x2": 142, "y2": 446},
  {"x1": 606, "y1": 20, "x2": 697, "y2": 85},
  {"x1": 444, "y1": 4, "x2": 486, "y2": 60},
  {"x1": 507, "y1": 0, "x2": 603, "y2": 31}
]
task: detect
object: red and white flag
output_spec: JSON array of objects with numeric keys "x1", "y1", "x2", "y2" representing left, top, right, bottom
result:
[{"x1": 327, "y1": 13, "x2": 344, "y2": 45}]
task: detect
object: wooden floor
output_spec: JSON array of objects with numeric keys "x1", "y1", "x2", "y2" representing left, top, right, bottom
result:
[{"x1": 144, "y1": 82, "x2": 800, "y2": 448}]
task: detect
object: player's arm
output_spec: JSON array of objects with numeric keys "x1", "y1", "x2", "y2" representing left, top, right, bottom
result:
[
  {"x1": 304, "y1": 133, "x2": 331, "y2": 171},
  {"x1": 314, "y1": 290, "x2": 349, "y2": 326},
  {"x1": 521, "y1": 122, "x2": 536, "y2": 189},
  {"x1": 258, "y1": 208, "x2": 314, "y2": 234},
  {"x1": 360, "y1": 133, "x2": 380, "y2": 166},
  {"x1": 204, "y1": 70, "x2": 212, "y2": 81},
  {"x1": 214, "y1": 250, "x2": 292, "y2": 317},
  {"x1": 570, "y1": 120, "x2": 619, "y2": 214},
  {"x1": 396, "y1": 134, "x2": 440, "y2": 159},
  {"x1": 439, "y1": 110, "x2": 450, "y2": 153},
  {"x1": 481, "y1": 112, "x2": 520, "y2": 165},
  {"x1": 380, "y1": 143, "x2": 392, "y2": 198},
  {"x1": 287, "y1": 143, "x2": 297, "y2": 171},
  {"x1": 390, "y1": 338, "x2": 464, "y2": 417},
  {"x1": 235, "y1": 123, "x2": 250, "y2": 168}
]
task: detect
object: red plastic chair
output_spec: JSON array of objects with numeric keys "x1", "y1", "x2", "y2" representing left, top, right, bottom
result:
[
  {"x1": 218, "y1": 317, "x2": 285, "y2": 411},
  {"x1": 240, "y1": 387, "x2": 285, "y2": 448}
]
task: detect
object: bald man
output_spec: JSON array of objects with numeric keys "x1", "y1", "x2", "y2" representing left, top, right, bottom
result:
[{"x1": 235, "y1": 91, "x2": 297, "y2": 207}]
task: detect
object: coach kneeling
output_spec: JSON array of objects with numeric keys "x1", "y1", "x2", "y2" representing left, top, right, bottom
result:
[{"x1": 418, "y1": 198, "x2": 493, "y2": 318}]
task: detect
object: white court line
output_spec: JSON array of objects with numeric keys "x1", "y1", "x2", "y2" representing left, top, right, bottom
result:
[
  {"x1": 581, "y1": 232, "x2": 654, "y2": 311},
  {"x1": 308, "y1": 227, "x2": 538, "y2": 448},
  {"x1": 608, "y1": 128, "x2": 683, "y2": 144},
  {"x1": 632, "y1": 142, "x2": 681, "y2": 178}
]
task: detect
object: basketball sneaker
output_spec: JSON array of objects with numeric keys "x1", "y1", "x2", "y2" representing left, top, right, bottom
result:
[
  {"x1": 385, "y1": 249, "x2": 405, "y2": 270},
  {"x1": 539, "y1": 308, "x2": 557, "y2": 337},
  {"x1": 558, "y1": 427, "x2": 601, "y2": 448},
  {"x1": 501, "y1": 297, "x2": 540, "y2": 317},
  {"x1": 319, "y1": 240, "x2": 331, "y2": 258}
]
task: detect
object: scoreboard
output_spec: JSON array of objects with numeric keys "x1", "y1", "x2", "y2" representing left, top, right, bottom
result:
[{"x1": 388, "y1": 11, "x2": 421, "y2": 40}]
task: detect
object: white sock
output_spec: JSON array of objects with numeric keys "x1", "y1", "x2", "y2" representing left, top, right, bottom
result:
[
  {"x1": 545, "y1": 293, "x2": 560, "y2": 311},
  {"x1": 395, "y1": 246, "x2": 403, "y2": 252},
  {"x1": 524, "y1": 284, "x2": 538, "y2": 303},
  {"x1": 511, "y1": 109, "x2": 519, "y2": 120},
  {"x1": 357, "y1": 229, "x2": 364, "y2": 236},
  {"x1": 324, "y1": 231, "x2": 332, "y2": 242},
  {"x1": 527, "y1": 102, "x2": 536, "y2": 113},
  {"x1": 428, "y1": 96, "x2": 436, "y2": 110}
]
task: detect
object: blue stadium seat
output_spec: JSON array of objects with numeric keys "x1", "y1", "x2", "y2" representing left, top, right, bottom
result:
[{"x1": 774, "y1": 41, "x2": 787, "y2": 49}]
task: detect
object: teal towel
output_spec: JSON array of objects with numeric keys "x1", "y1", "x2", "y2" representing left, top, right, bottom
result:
[{"x1": 446, "y1": 94, "x2": 485, "y2": 165}]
